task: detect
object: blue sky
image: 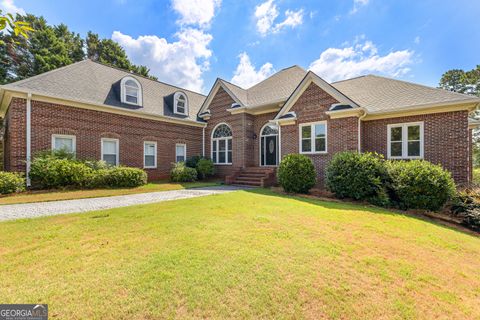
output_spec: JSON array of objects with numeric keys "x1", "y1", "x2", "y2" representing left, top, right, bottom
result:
[{"x1": 3, "y1": 0, "x2": 480, "y2": 93}]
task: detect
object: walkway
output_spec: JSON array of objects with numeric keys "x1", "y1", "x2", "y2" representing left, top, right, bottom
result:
[{"x1": 0, "y1": 185, "x2": 246, "y2": 222}]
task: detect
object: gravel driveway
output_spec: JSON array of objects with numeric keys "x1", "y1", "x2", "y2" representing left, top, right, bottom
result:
[{"x1": 0, "y1": 185, "x2": 246, "y2": 222}]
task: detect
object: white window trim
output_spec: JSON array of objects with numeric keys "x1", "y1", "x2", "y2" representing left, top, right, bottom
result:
[
  {"x1": 299, "y1": 121, "x2": 328, "y2": 154},
  {"x1": 120, "y1": 76, "x2": 142, "y2": 106},
  {"x1": 387, "y1": 121, "x2": 424, "y2": 159},
  {"x1": 211, "y1": 123, "x2": 233, "y2": 165},
  {"x1": 101, "y1": 138, "x2": 120, "y2": 166},
  {"x1": 51, "y1": 134, "x2": 76, "y2": 154},
  {"x1": 259, "y1": 123, "x2": 279, "y2": 167},
  {"x1": 175, "y1": 143, "x2": 187, "y2": 163},
  {"x1": 173, "y1": 91, "x2": 189, "y2": 116},
  {"x1": 143, "y1": 141, "x2": 157, "y2": 169}
]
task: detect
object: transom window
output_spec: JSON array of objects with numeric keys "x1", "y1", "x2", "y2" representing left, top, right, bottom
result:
[
  {"x1": 388, "y1": 122, "x2": 424, "y2": 159},
  {"x1": 101, "y1": 138, "x2": 119, "y2": 166},
  {"x1": 212, "y1": 123, "x2": 232, "y2": 164},
  {"x1": 174, "y1": 92, "x2": 188, "y2": 115},
  {"x1": 144, "y1": 141, "x2": 157, "y2": 168},
  {"x1": 176, "y1": 143, "x2": 186, "y2": 162},
  {"x1": 299, "y1": 121, "x2": 327, "y2": 154},
  {"x1": 121, "y1": 76, "x2": 142, "y2": 106},
  {"x1": 52, "y1": 134, "x2": 76, "y2": 154}
]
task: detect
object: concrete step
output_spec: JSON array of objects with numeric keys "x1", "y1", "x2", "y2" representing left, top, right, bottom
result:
[
  {"x1": 232, "y1": 180, "x2": 262, "y2": 186},
  {"x1": 235, "y1": 176, "x2": 263, "y2": 182}
]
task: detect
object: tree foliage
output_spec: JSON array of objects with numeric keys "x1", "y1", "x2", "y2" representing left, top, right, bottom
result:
[
  {"x1": 439, "y1": 66, "x2": 480, "y2": 97},
  {"x1": 1, "y1": 13, "x2": 156, "y2": 84}
]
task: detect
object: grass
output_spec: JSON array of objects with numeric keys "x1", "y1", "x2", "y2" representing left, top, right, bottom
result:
[
  {"x1": 0, "y1": 189, "x2": 479, "y2": 319},
  {"x1": 0, "y1": 180, "x2": 221, "y2": 205}
]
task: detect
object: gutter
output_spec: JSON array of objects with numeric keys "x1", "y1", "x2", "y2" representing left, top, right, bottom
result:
[{"x1": 202, "y1": 126, "x2": 205, "y2": 157}]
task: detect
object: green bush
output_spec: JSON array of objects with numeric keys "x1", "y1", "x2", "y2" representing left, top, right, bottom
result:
[
  {"x1": 386, "y1": 160, "x2": 456, "y2": 211},
  {"x1": 451, "y1": 191, "x2": 480, "y2": 231},
  {"x1": 30, "y1": 157, "x2": 93, "y2": 189},
  {"x1": 29, "y1": 153, "x2": 147, "y2": 189},
  {"x1": 278, "y1": 154, "x2": 316, "y2": 193},
  {"x1": 325, "y1": 152, "x2": 390, "y2": 206},
  {"x1": 100, "y1": 166, "x2": 147, "y2": 188},
  {"x1": 196, "y1": 158, "x2": 215, "y2": 180},
  {"x1": 185, "y1": 155, "x2": 202, "y2": 169},
  {"x1": 170, "y1": 162, "x2": 198, "y2": 182},
  {"x1": 0, "y1": 171, "x2": 25, "y2": 194}
]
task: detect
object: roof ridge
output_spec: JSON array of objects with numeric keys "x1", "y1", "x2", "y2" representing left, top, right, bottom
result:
[
  {"x1": 330, "y1": 74, "x2": 368, "y2": 84},
  {"x1": 365, "y1": 74, "x2": 478, "y2": 100},
  {"x1": 88, "y1": 59, "x2": 206, "y2": 97},
  {"x1": 247, "y1": 65, "x2": 305, "y2": 90},
  {"x1": 3, "y1": 59, "x2": 90, "y2": 87},
  {"x1": 218, "y1": 78, "x2": 247, "y2": 91}
]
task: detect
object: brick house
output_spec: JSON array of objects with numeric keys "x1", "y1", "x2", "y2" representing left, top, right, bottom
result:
[{"x1": 1, "y1": 60, "x2": 479, "y2": 187}]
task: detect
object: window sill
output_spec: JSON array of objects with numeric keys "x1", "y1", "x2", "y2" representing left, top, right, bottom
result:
[
  {"x1": 214, "y1": 163, "x2": 233, "y2": 166},
  {"x1": 388, "y1": 156, "x2": 423, "y2": 160},
  {"x1": 144, "y1": 166, "x2": 157, "y2": 169},
  {"x1": 300, "y1": 151, "x2": 328, "y2": 155}
]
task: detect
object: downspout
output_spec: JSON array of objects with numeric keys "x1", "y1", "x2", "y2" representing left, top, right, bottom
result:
[
  {"x1": 26, "y1": 92, "x2": 32, "y2": 186},
  {"x1": 202, "y1": 126, "x2": 205, "y2": 157},
  {"x1": 357, "y1": 109, "x2": 367, "y2": 152}
]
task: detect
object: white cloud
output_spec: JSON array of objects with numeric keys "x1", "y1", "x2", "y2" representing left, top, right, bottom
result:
[
  {"x1": 231, "y1": 52, "x2": 275, "y2": 88},
  {"x1": 254, "y1": 0, "x2": 303, "y2": 36},
  {"x1": 350, "y1": 0, "x2": 369, "y2": 14},
  {"x1": 0, "y1": 0, "x2": 25, "y2": 15},
  {"x1": 172, "y1": 0, "x2": 221, "y2": 27},
  {"x1": 309, "y1": 39, "x2": 414, "y2": 82},
  {"x1": 112, "y1": 28, "x2": 213, "y2": 92},
  {"x1": 414, "y1": 36, "x2": 421, "y2": 44}
]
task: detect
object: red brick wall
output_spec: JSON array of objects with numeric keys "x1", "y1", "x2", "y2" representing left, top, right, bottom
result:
[
  {"x1": 204, "y1": 87, "x2": 257, "y2": 177},
  {"x1": 4, "y1": 98, "x2": 203, "y2": 180},
  {"x1": 280, "y1": 82, "x2": 359, "y2": 184},
  {"x1": 362, "y1": 111, "x2": 470, "y2": 184}
]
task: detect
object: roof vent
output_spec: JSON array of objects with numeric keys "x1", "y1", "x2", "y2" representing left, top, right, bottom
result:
[{"x1": 231, "y1": 103, "x2": 241, "y2": 109}]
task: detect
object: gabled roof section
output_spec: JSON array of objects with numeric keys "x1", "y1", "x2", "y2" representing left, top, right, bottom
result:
[
  {"x1": 332, "y1": 74, "x2": 480, "y2": 113},
  {"x1": 275, "y1": 71, "x2": 360, "y2": 120},
  {"x1": 198, "y1": 65, "x2": 307, "y2": 116},
  {"x1": 1, "y1": 59, "x2": 206, "y2": 122}
]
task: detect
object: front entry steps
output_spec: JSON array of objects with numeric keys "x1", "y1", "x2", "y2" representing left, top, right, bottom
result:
[{"x1": 226, "y1": 167, "x2": 276, "y2": 187}]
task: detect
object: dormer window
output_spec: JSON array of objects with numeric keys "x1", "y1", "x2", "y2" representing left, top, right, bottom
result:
[
  {"x1": 121, "y1": 76, "x2": 142, "y2": 106},
  {"x1": 174, "y1": 91, "x2": 188, "y2": 115}
]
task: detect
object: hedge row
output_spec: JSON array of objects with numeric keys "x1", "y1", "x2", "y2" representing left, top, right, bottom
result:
[
  {"x1": 325, "y1": 152, "x2": 456, "y2": 211},
  {"x1": 170, "y1": 156, "x2": 215, "y2": 182},
  {"x1": 0, "y1": 171, "x2": 25, "y2": 194},
  {"x1": 30, "y1": 153, "x2": 147, "y2": 189}
]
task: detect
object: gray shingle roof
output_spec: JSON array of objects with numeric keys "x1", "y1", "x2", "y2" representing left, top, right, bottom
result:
[
  {"x1": 331, "y1": 74, "x2": 480, "y2": 113},
  {"x1": 219, "y1": 65, "x2": 307, "y2": 107},
  {"x1": 1, "y1": 59, "x2": 206, "y2": 122}
]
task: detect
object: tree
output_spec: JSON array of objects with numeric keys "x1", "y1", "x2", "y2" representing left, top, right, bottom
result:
[
  {"x1": 439, "y1": 66, "x2": 480, "y2": 97},
  {"x1": 0, "y1": 12, "x2": 33, "y2": 43},
  {"x1": 86, "y1": 32, "x2": 157, "y2": 80}
]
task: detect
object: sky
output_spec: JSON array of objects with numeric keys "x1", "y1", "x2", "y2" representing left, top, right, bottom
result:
[{"x1": 2, "y1": 0, "x2": 480, "y2": 94}]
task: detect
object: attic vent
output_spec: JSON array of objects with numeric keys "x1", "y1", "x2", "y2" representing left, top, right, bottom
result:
[{"x1": 231, "y1": 103, "x2": 241, "y2": 109}]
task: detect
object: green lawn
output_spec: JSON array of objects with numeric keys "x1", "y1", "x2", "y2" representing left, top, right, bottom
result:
[
  {"x1": 0, "y1": 189, "x2": 479, "y2": 319},
  {"x1": 0, "y1": 180, "x2": 220, "y2": 205}
]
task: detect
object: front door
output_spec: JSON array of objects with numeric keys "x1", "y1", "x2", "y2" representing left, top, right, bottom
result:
[{"x1": 262, "y1": 135, "x2": 278, "y2": 166}]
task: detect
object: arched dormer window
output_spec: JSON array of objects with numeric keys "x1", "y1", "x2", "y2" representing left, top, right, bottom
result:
[
  {"x1": 174, "y1": 91, "x2": 188, "y2": 115},
  {"x1": 121, "y1": 76, "x2": 142, "y2": 106}
]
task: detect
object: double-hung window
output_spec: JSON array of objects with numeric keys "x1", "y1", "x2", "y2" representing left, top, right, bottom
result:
[
  {"x1": 176, "y1": 144, "x2": 186, "y2": 162},
  {"x1": 52, "y1": 134, "x2": 76, "y2": 154},
  {"x1": 300, "y1": 121, "x2": 327, "y2": 154},
  {"x1": 144, "y1": 141, "x2": 157, "y2": 168},
  {"x1": 387, "y1": 122, "x2": 424, "y2": 159},
  {"x1": 101, "y1": 138, "x2": 119, "y2": 166}
]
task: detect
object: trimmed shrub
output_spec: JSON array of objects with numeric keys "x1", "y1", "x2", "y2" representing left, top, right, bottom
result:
[
  {"x1": 101, "y1": 166, "x2": 147, "y2": 188},
  {"x1": 185, "y1": 155, "x2": 202, "y2": 169},
  {"x1": 196, "y1": 158, "x2": 215, "y2": 180},
  {"x1": 451, "y1": 191, "x2": 480, "y2": 231},
  {"x1": 325, "y1": 152, "x2": 390, "y2": 206},
  {"x1": 0, "y1": 171, "x2": 25, "y2": 194},
  {"x1": 278, "y1": 154, "x2": 316, "y2": 193},
  {"x1": 386, "y1": 160, "x2": 456, "y2": 211},
  {"x1": 170, "y1": 162, "x2": 198, "y2": 182},
  {"x1": 30, "y1": 157, "x2": 93, "y2": 189}
]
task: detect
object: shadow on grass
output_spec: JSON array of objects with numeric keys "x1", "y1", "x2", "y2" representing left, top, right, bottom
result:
[{"x1": 242, "y1": 188, "x2": 479, "y2": 238}]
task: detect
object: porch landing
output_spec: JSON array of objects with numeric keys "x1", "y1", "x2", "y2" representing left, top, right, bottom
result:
[{"x1": 226, "y1": 167, "x2": 277, "y2": 187}]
